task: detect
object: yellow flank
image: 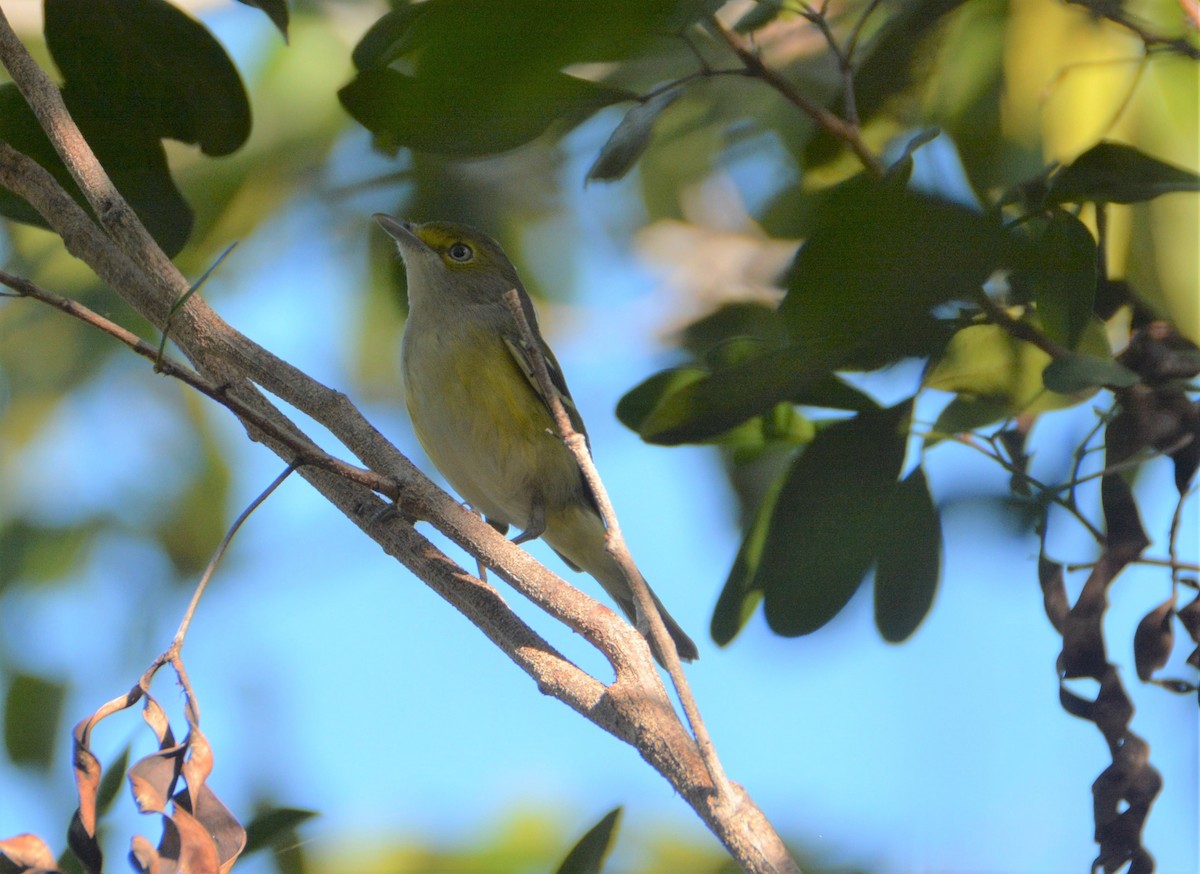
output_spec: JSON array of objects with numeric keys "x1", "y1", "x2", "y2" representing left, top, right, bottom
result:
[{"x1": 404, "y1": 320, "x2": 581, "y2": 531}]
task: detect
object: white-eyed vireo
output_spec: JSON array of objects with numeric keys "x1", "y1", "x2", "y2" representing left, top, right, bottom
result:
[{"x1": 374, "y1": 215, "x2": 698, "y2": 664}]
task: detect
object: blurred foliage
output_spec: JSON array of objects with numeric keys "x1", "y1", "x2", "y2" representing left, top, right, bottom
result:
[{"x1": 0, "y1": 0, "x2": 1197, "y2": 872}]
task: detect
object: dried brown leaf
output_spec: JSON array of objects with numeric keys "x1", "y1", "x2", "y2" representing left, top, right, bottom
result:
[
  {"x1": 1038, "y1": 554, "x2": 1069, "y2": 633},
  {"x1": 128, "y1": 834, "x2": 160, "y2": 874},
  {"x1": 169, "y1": 805, "x2": 222, "y2": 874},
  {"x1": 1133, "y1": 594, "x2": 1176, "y2": 681},
  {"x1": 174, "y1": 785, "x2": 246, "y2": 873},
  {"x1": 180, "y1": 729, "x2": 213, "y2": 810},
  {"x1": 0, "y1": 833, "x2": 59, "y2": 871},
  {"x1": 1100, "y1": 473, "x2": 1149, "y2": 562},
  {"x1": 66, "y1": 810, "x2": 102, "y2": 874},
  {"x1": 140, "y1": 694, "x2": 175, "y2": 749},
  {"x1": 1060, "y1": 561, "x2": 1113, "y2": 679},
  {"x1": 129, "y1": 746, "x2": 185, "y2": 815},
  {"x1": 1178, "y1": 594, "x2": 1200, "y2": 642}
]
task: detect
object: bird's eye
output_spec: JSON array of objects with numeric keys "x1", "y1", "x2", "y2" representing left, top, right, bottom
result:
[{"x1": 447, "y1": 242, "x2": 473, "y2": 262}]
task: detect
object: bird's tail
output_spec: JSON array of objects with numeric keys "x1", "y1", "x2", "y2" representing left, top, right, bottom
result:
[{"x1": 545, "y1": 505, "x2": 698, "y2": 665}]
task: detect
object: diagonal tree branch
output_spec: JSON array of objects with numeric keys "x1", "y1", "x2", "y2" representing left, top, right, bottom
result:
[{"x1": 0, "y1": 9, "x2": 800, "y2": 872}]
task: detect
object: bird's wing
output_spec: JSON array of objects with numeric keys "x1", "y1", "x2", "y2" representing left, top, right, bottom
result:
[{"x1": 502, "y1": 332, "x2": 591, "y2": 445}]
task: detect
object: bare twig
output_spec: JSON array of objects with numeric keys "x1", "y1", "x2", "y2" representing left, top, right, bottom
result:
[
  {"x1": 501, "y1": 290, "x2": 735, "y2": 800},
  {"x1": 1064, "y1": 0, "x2": 1200, "y2": 59},
  {"x1": 0, "y1": 12, "x2": 799, "y2": 872},
  {"x1": 710, "y1": 14, "x2": 886, "y2": 177}
]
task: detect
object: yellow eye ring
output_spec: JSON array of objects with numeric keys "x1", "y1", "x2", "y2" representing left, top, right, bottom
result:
[{"x1": 447, "y1": 242, "x2": 473, "y2": 262}]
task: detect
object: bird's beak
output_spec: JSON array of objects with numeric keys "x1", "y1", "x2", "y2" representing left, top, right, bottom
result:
[{"x1": 372, "y1": 213, "x2": 423, "y2": 250}]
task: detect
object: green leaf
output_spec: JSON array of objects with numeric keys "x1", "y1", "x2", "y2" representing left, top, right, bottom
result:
[
  {"x1": 615, "y1": 367, "x2": 708, "y2": 434},
  {"x1": 1026, "y1": 210, "x2": 1096, "y2": 349},
  {"x1": 711, "y1": 468, "x2": 784, "y2": 645},
  {"x1": 339, "y1": 68, "x2": 629, "y2": 156},
  {"x1": 4, "y1": 673, "x2": 67, "y2": 770},
  {"x1": 0, "y1": 85, "x2": 193, "y2": 256},
  {"x1": 587, "y1": 90, "x2": 681, "y2": 183},
  {"x1": 780, "y1": 184, "x2": 1016, "y2": 369},
  {"x1": 761, "y1": 401, "x2": 912, "y2": 636},
  {"x1": 234, "y1": 0, "x2": 289, "y2": 39},
  {"x1": 925, "y1": 395, "x2": 1013, "y2": 443},
  {"x1": 1048, "y1": 141, "x2": 1200, "y2": 204},
  {"x1": 1042, "y1": 354, "x2": 1139, "y2": 394},
  {"x1": 554, "y1": 807, "x2": 623, "y2": 874},
  {"x1": 44, "y1": 0, "x2": 251, "y2": 156},
  {"x1": 96, "y1": 746, "x2": 131, "y2": 816},
  {"x1": 634, "y1": 347, "x2": 878, "y2": 444},
  {"x1": 874, "y1": 467, "x2": 942, "y2": 642},
  {"x1": 243, "y1": 808, "x2": 319, "y2": 856},
  {"x1": 342, "y1": 0, "x2": 691, "y2": 156},
  {"x1": 734, "y1": 0, "x2": 785, "y2": 33}
]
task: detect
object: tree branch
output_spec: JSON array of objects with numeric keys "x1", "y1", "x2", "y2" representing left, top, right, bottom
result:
[
  {"x1": 0, "y1": 10, "x2": 800, "y2": 872},
  {"x1": 710, "y1": 15, "x2": 885, "y2": 177}
]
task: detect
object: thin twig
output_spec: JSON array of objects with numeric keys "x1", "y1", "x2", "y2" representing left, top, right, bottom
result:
[
  {"x1": 0, "y1": 270, "x2": 395, "y2": 500},
  {"x1": 710, "y1": 14, "x2": 886, "y2": 177},
  {"x1": 1064, "y1": 0, "x2": 1200, "y2": 59},
  {"x1": 500, "y1": 289, "x2": 734, "y2": 799},
  {"x1": 170, "y1": 463, "x2": 300, "y2": 652}
]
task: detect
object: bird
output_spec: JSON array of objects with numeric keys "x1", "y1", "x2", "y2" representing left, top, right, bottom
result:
[{"x1": 373, "y1": 214, "x2": 698, "y2": 664}]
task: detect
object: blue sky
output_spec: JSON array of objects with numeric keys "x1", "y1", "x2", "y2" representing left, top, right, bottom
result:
[{"x1": 1, "y1": 5, "x2": 1197, "y2": 872}]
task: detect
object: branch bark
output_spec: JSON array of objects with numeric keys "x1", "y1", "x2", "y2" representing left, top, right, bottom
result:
[{"x1": 0, "y1": 9, "x2": 800, "y2": 873}]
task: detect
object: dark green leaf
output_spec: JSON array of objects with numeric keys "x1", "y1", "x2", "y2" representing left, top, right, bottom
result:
[
  {"x1": 711, "y1": 469, "x2": 784, "y2": 645},
  {"x1": 925, "y1": 395, "x2": 1013, "y2": 444},
  {"x1": 761, "y1": 401, "x2": 912, "y2": 636},
  {"x1": 555, "y1": 807, "x2": 622, "y2": 874},
  {"x1": 45, "y1": 0, "x2": 251, "y2": 156},
  {"x1": 0, "y1": 517, "x2": 99, "y2": 590},
  {"x1": 339, "y1": 68, "x2": 629, "y2": 156},
  {"x1": 1026, "y1": 210, "x2": 1096, "y2": 349},
  {"x1": 615, "y1": 367, "x2": 707, "y2": 433},
  {"x1": 680, "y1": 302, "x2": 791, "y2": 361},
  {"x1": 1042, "y1": 354, "x2": 1139, "y2": 394},
  {"x1": 804, "y1": 0, "x2": 970, "y2": 166},
  {"x1": 0, "y1": 84, "x2": 193, "y2": 256},
  {"x1": 622, "y1": 345, "x2": 879, "y2": 445},
  {"x1": 96, "y1": 746, "x2": 131, "y2": 817},
  {"x1": 234, "y1": 0, "x2": 289, "y2": 39},
  {"x1": 343, "y1": 0, "x2": 689, "y2": 156},
  {"x1": 780, "y1": 185, "x2": 1016, "y2": 369},
  {"x1": 874, "y1": 467, "x2": 942, "y2": 642},
  {"x1": 587, "y1": 90, "x2": 681, "y2": 183},
  {"x1": 4, "y1": 673, "x2": 67, "y2": 770},
  {"x1": 243, "y1": 808, "x2": 319, "y2": 856},
  {"x1": 1048, "y1": 141, "x2": 1200, "y2": 204},
  {"x1": 351, "y1": 4, "x2": 431, "y2": 71}
]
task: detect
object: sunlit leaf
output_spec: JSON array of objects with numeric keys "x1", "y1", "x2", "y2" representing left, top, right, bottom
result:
[
  {"x1": 1048, "y1": 141, "x2": 1200, "y2": 205},
  {"x1": 711, "y1": 468, "x2": 785, "y2": 645}
]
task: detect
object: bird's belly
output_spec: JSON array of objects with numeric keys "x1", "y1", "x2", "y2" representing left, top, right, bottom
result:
[{"x1": 403, "y1": 327, "x2": 577, "y2": 529}]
